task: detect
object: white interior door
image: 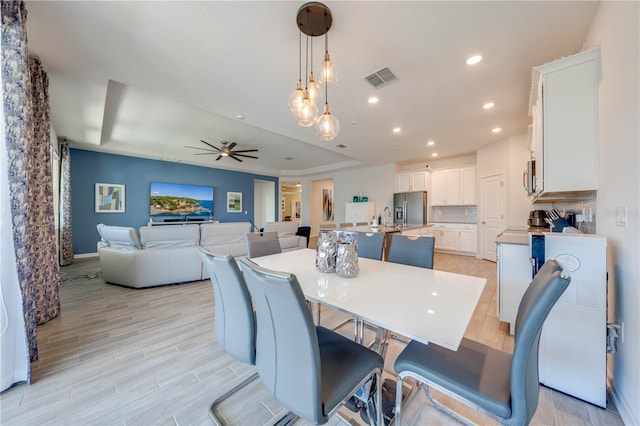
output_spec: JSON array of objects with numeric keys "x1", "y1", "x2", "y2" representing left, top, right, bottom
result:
[{"x1": 480, "y1": 173, "x2": 505, "y2": 262}]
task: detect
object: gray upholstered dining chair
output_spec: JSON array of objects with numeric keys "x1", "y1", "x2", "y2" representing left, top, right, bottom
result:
[
  {"x1": 393, "y1": 259, "x2": 570, "y2": 426},
  {"x1": 387, "y1": 234, "x2": 435, "y2": 269},
  {"x1": 238, "y1": 257, "x2": 384, "y2": 426},
  {"x1": 355, "y1": 231, "x2": 386, "y2": 261},
  {"x1": 244, "y1": 231, "x2": 281, "y2": 258},
  {"x1": 198, "y1": 248, "x2": 258, "y2": 426}
]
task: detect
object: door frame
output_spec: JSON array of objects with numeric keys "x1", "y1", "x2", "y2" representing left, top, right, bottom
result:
[{"x1": 479, "y1": 172, "x2": 506, "y2": 261}]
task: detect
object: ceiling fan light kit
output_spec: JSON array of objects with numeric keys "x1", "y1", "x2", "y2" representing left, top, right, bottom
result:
[{"x1": 291, "y1": 2, "x2": 339, "y2": 141}]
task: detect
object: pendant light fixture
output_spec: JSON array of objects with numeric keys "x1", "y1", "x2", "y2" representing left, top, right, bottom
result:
[{"x1": 292, "y1": 2, "x2": 339, "y2": 140}]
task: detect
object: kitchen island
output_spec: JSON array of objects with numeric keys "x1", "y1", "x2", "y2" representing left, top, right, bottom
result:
[{"x1": 336, "y1": 224, "x2": 433, "y2": 260}]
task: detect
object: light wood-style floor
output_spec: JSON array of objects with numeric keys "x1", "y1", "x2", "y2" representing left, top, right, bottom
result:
[{"x1": 1, "y1": 254, "x2": 622, "y2": 426}]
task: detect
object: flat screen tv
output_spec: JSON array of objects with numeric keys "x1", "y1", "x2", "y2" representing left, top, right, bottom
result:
[{"x1": 150, "y1": 182, "x2": 214, "y2": 221}]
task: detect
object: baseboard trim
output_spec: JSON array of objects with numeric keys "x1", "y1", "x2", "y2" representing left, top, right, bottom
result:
[
  {"x1": 74, "y1": 252, "x2": 98, "y2": 259},
  {"x1": 611, "y1": 386, "x2": 638, "y2": 426}
]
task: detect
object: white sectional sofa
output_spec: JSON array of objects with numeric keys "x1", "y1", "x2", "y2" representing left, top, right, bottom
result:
[{"x1": 97, "y1": 221, "x2": 306, "y2": 288}]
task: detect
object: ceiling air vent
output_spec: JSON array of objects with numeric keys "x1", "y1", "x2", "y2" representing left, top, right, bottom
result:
[
  {"x1": 364, "y1": 67, "x2": 398, "y2": 88},
  {"x1": 336, "y1": 144, "x2": 347, "y2": 149}
]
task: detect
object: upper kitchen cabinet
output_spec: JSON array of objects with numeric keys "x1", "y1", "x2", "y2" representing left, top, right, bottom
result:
[
  {"x1": 396, "y1": 171, "x2": 428, "y2": 193},
  {"x1": 431, "y1": 167, "x2": 476, "y2": 206},
  {"x1": 529, "y1": 48, "x2": 599, "y2": 201}
]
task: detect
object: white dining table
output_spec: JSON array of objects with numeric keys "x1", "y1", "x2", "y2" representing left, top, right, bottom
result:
[{"x1": 253, "y1": 249, "x2": 486, "y2": 352}]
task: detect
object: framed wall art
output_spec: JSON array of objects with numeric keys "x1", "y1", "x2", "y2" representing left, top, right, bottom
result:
[
  {"x1": 95, "y1": 183, "x2": 125, "y2": 213},
  {"x1": 226, "y1": 191, "x2": 242, "y2": 213}
]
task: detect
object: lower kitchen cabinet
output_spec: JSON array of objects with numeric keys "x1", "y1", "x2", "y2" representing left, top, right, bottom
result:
[
  {"x1": 432, "y1": 223, "x2": 476, "y2": 255},
  {"x1": 496, "y1": 241, "x2": 531, "y2": 334}
]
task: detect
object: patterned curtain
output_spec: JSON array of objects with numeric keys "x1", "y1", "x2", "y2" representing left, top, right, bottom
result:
[
  {"x1": 2, "y1": 0, "x2": 60, "y2": 362},
  {"x1": 59, "y1": 138, "x2": 73, "y2": 266}
]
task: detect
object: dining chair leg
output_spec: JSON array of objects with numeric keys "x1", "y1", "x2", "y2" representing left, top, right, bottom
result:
[
  {"x1": 421, "y1": 382, "x2": 474, "y2": 426},
  {"x1": 395, "y1": 373, "x2": 405, "y2": 426},
  {"x1": 210, "y1": 372, "x2": 260, "y2": 426}
]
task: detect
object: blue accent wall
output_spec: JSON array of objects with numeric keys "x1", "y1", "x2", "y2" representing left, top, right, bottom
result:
[{"x1": 71, "y1": 149, "x2": 278, "y2": 254}]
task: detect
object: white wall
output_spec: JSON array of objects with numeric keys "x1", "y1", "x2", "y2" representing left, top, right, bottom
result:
[{"x1": 584, "y1": 2, "x2": 640, "y2": 425}]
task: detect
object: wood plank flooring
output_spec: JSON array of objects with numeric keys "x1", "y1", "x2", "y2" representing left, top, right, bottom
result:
[{"x1": 0, "y1": 254, "x2": 622, "y2": 426}]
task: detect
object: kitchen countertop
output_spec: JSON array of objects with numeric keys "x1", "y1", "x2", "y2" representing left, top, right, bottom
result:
[
  {"x1": 339, "y1": 224, "x2": 430, "y2": 233},
  {"x1": 495, "y1": 225, "x2": 552, "y2": 245}
]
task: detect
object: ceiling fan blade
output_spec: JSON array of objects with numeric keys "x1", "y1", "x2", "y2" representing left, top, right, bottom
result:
[
  {"x1": 233, "y1": 153, "x2": 259, "y2": 159},
  {"x1": 215, "y1": 155, "x2": 222, "y2": 161},
  {"x1": 232, "y1": 149, "x2": 259, "y2": 153},
  {"x1": 193, "y1": 152, "x2": 218, "y2": 155},
  {"x1": 200, "y1": 140, "x2": 221, "y2": 151},
  {"x1": 227, "y1": 142, "x2": 237, "y2": 151},
  {"x1": 229, "y1": 155, "x2": 243, "y2": 162},
  {"x1": 184, "y1": 145, "x2": 215, "y2": 151}
]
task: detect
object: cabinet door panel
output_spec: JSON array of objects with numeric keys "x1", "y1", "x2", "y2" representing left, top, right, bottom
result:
[{"x1": 460, "y1": 167, "x2": 476, "y2": 205}]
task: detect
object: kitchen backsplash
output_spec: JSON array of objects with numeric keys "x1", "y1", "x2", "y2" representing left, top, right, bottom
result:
[
  {"x1": 431, "y1": 206, "x2": 477, "y2": 224},
  {"x1": 562, "y1": 199, "x2": 597, "y2": 234}
]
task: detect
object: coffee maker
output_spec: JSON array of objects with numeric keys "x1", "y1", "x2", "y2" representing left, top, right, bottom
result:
[{"x1": 528, "y1": 210, "x2": 548, "y2": 227}]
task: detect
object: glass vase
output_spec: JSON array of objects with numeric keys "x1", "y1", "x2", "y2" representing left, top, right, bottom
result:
[
  {"x1": 316, "y1": 231, "x2": 337, "y2": 273},
  {"x1": 336, "y1": 232, "x2": 359, "y2": 278}
]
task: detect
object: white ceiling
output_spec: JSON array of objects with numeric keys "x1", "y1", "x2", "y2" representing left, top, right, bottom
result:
[{"x1": 25, "y1": 1, "x2": 599, "y2": 177}]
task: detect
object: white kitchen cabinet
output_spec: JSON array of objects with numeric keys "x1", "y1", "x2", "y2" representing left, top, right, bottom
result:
[
  {"x1": 496, "y1": 241, "x2": 532, "y2": 334},
  {"x1": 431, "y1": 167, "x2": 475, "y2": 206},
  {"x1": 396, "y1": 171, "x2": 428, "y2": 193},
  {"x1": 457, "y1": 224, "x2": 477, "y2": 253},
  {"x1": 460, "y1": 167, "x2": 476, "y2": 205},
  {"x1": 345, "y1": 202, "x2": 376, "y2": 225},
  {"x1": 431, "y1": 223, "x2": 476, "y2": 254},
  {"x1": 530, "y1": 48, "x2": 599, "y2": 199}
]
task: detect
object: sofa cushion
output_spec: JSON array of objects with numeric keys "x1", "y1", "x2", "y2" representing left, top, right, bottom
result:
[
  {"x1": 264, "y1": 221, "x2": 298, "y2": 237},
  {"x1": 200, "y1": 222, "x2": 251, "y2": 246},
  {"x1": 97, "y1": 224, "x2": 142, "y2": 249},
  {"x1": 139, "y1": 225, "x2": 200, "y2": 249}
]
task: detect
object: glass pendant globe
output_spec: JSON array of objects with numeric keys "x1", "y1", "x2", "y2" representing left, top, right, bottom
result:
[
  {"x1": 294, "y1": 97, "x2": 319, "y2": 127},
  {"x1": 306, "y1": 73, "x2": 323, "y2": 103},
  {"x1": 315, "y1": 105, "x2": 340, "y2": 141},
  {"x1": 288, "y1": 82, "x2": 305, "y2": 114},
  {"x1": 319, "y1": 54, "x2": 337, "y2": 87}
]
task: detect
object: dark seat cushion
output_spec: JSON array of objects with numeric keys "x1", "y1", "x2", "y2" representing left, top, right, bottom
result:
[
  {"x1": 394, "y1": 338, "x2": 512, "y2": 418},
  {"x1": 317, "y1": 326, "x2": 384, "y2": 415}
]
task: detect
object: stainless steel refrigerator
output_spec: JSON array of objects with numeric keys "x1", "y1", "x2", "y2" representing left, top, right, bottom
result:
[{"x1": 393, "y1": 191, "x2": 428, "y2": 225}]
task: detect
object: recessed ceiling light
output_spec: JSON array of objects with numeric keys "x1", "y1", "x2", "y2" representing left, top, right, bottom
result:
[
  {"x1": 483, "y1": 102, "x2": 495, "y2": 109},
  {"x1": 492, "y1": 127, "x2": 502, "y2": 133},
  {"x1": 393, "y1": 127, "x2": 402, "y2": 133},
  {"x1": 466, "y1": 55, "x2": 482, "y2": 65},
  {"x1": 431, "y1": 152, "x2": 438, "y2": 157},
  {"x1": 427, "y1": 140, "x2": 435, "y2": 146},
  {"x1": 368, "y1": 96, "x2": 379, "y2": 104},
  {"x1": 236, "y1": 115, "x2": 245, "y2": 120},
  {"x1": 350, "y1": 121, "x2": 358, "y2": 126}
]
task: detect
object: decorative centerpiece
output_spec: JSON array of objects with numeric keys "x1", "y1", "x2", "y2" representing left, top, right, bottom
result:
[
  {"x1": 336, "y1": 232, "x2": 359, "y2": 278},
  {"x1": 316, "y1": 231, "x2": 337, "y2": 273}
]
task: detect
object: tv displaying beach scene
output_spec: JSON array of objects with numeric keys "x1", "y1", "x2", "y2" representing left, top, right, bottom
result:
[{"x1": 150, "y1": 182, "x2": 214, "y2": 222}]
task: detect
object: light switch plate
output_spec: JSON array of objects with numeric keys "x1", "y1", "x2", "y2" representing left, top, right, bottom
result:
[{"x1": 615, "y1": 205, "x2": 627, "y2": 227}]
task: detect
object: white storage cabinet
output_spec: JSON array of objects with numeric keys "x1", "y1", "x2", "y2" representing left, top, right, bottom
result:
[
  {"x1": 530, "y1": 48, "x2": 599, "y2": 197},
  {"x1": 496, "y1": 241, "x2": 532, "y2": 334},
  {"x1": 432, "y1": 223, "x2": 476, "y2": 254},
  {"x1": 431, "y1": 167, "x2": 476, "y2": 205},
  {"x1": 396, "y1": 171, "x2": 428, "y2": 193}
]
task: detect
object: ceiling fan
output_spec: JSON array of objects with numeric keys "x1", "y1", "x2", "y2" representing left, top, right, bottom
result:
[{"x1": 184, "y1": 140, "x2": 259, "y2": 162}]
